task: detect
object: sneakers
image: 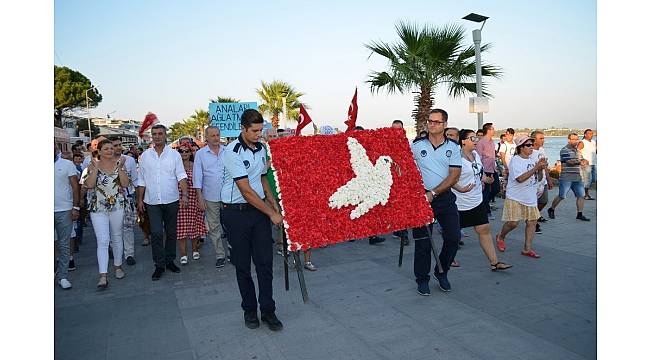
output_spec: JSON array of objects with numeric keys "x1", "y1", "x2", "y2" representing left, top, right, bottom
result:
[
  {"x1": 151, "y1": 267, "x2": 164, "y2": 281},
  {"x1": 192, "y1": 252, "x2": 200, "y2": 260},
  {"x1": 433, "y1": 272, "x2": 451, "y2": 292},
  {"x1": 215, "y1": 258, "x2": 226, "y2": 268},
  {"x1": 180, "y1": 256, "x2": 188, "y2": 265},
  {"x1": 244, "y1": 310, "x2": 260, "y2": 329},
  {"x1": 496, "y1": 234, "x2": 506, "y2": 252},
  {"x1": 538, "y1": 216, "x2": 548, "y2": 223},
  {"x1": 68, "y1": 259, "x2": 76, "y2": 271},
  {"x1": 576, "y1": 213, "x2": 591, "y2": 221},
  {"x1": 126, "y1": 256, "x2": 136, "y2": 266},
  {"x1": 115, "y1": 268, "x2": 125, "y2": 279},
  {"x1": 547, "y1": 207, "x2": 555, "y2": 219},
  {"x1": 97, "y1": 275, "x2": 108, "y2": 289},
  {"x1": 58, "y1": 278, "x2": 72, "y2": 290},
  {"x1": 304, "y1": 262, "x2": 317, "y2": 271},
  {"x1": 535, "y1": 223, "x2": 542, "y2": 234},
  {"x1": 368, "y1": 236, "x2": 385, "y2": 245},
  {"x1": 261, "y1": 312, "x2": 283, "y2": 331},
  {"x1": 417, "y1": 282, "x2": 431, "y2": 296}
]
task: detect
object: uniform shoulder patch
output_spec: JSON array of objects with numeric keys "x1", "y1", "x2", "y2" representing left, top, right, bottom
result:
[{"x1": 445, "y1": 149, "x2": 452, "y2": 157}]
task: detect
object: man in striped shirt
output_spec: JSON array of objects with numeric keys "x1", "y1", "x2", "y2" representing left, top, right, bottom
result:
[{"x1": 547, "y1": 133, "x2": 590, "y2": 221}]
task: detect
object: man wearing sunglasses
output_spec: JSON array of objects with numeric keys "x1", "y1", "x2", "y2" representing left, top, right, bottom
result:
[
  {"x1": 547, "y1": 133, "x2": 590, "y2": 221},
  {"x1": 410, "y1": 108, "x2": 461, "y2": 296}
]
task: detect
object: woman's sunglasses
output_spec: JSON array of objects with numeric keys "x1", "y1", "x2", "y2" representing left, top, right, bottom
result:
[{"x1": 178, "y1": 149, "x2": 191, "y2": 154}]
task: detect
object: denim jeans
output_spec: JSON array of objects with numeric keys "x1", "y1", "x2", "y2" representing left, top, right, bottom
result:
[{"x1": 54, "y1": 211, "x2": 73, "y2": 281}]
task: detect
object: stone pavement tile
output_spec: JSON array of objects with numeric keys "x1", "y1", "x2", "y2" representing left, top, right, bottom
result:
[
  {"x1": 55, "y1": 343, "x2": 107, "y2": 360},
  {"x1": 496, "y1": 304, "x2": 596, "y2": 359},
  {"x1": 438, "y1": 317, "x2": 586, "y2": 360},
  {"x1": 107, "y1": 342, "x2": 195, "y2": 360}
]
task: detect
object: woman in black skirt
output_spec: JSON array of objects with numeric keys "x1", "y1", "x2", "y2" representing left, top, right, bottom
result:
[{"x1": 451, "y1": 129, "x2": 512, "y2": 271}]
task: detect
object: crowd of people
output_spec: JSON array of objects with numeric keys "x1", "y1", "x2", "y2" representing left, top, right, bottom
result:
[{"x1": 54, "y1": 108, "x2": 596, "y2": 331}]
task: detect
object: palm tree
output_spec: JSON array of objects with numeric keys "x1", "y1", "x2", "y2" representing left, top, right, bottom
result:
[
  {"x1": 366, "y1": 21, "x2": 502, "y2": 132},
  {"x1": 210, "y1": 96, "x2": 240, "y2": 103},
  {"x1": 256, "y1": 80, "x2": 306, "y2": 129}
]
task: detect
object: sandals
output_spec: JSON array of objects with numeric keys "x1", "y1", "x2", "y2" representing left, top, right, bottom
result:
[
  {"x1": 496, "y1": 234, "x2": 506, "y2": 252},
  {"x1": 521, "y1": 249, "x2": 541, "y2": 258},
  {"x1": 490, "y1": 262, "x2": 512, "y2": 271}
]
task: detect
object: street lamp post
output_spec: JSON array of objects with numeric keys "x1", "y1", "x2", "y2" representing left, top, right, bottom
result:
[
  {"x1": 463, "y1": 13, "x2": 489, "y2": 129},
  {"x1": 85, "y1": 85, "x2": 96, "y2": 140}
]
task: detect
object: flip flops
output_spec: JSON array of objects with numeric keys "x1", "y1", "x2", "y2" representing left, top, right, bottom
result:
[
  {"x1": 521, "y1": 250, "x2": 541, "y2": 258},
  {"x1": 496, "y1": 234, "x2": 506, "y2": 252}
]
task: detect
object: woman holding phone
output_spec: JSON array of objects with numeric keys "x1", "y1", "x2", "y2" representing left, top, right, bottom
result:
[
  {"x1": 496, "y1": 135, "x2": 548, "y2": 258},
  {"x1": 83, "y1": 139, "x2": 130, "y2": 288}
]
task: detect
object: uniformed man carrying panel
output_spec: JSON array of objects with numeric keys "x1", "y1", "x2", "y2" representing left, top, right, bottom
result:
[
  {"x1": 411, "y1": 108, "x2": 462, "y2": 296},
  {"x1": 221, "y1": 109, "x2": 284, "y2": 331}
]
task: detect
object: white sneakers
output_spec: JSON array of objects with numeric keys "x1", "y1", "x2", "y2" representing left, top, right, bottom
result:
[
  {"x1": 180, "y1": 256, "x2": 188, "y2": 265},
  {"x1": 59, "y1": 279, "x2": 72, "y2": 289},
  {"x1": 192, "y1": 252, "x2": 200, "y2": 260}
]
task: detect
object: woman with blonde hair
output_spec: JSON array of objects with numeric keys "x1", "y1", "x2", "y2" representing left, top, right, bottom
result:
[{"x1": 83, "y1": 139, "x2": 130, "y2": 288}]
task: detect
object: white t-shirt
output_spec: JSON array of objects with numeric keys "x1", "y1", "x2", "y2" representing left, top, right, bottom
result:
[
  {"x1": 580, "y1": 139, "x2": 597, "y2": 165},
  {"x1": 506, "y1": 155, "x2": 539, "y2": 207},
  {"x1": 452, "y1": 150, "x2": 484, "y2": 211},
  {"x1": 499, "y1": 140, "x2": 517, "y2": 167},
  {"x1": 54, "y1": 157, "x2": 79, "y2": 212}
]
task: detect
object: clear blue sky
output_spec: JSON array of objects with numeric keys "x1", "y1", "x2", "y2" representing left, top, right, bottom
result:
[{"x1": 54, "y1": 0, "x2": 596, "y2": 130}]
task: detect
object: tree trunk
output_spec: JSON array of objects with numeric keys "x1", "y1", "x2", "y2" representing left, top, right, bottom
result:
[
  {"x1": 271, "y1": 113, "x2": 280, "y2": 129},
  {"x1": 412, "y1": 85, "x2": 434, "y2": 134}
]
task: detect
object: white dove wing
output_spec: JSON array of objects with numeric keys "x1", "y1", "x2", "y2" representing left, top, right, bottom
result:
[
  {"x1": 346, "y1": 137, "x2": 374, "y2": 177},
  {"x1": 329, "y1": 177, "x2": 363, "y2": 208}
]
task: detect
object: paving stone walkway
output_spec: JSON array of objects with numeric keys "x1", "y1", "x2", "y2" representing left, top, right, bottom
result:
[{"x1": 55, "y1": 188, "x2": 596, "y2": 360}]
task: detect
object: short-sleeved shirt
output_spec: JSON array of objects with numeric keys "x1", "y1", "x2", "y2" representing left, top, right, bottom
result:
[
  {"x1": 122, "y1": 155, "x2": 138, "y2": 196},
  {"x1": 451, "y1": 150, "x2": 484, "y2": 211},
  {"x1": 476, "y1": 137, "x2": 497, "y2": 173},
  {"x1": 135, "y1": 145, "x2": 187, "y2": 205},
  {"x1": 559, "y1": 144, "x2": 582, "y2": 182},
  {"x1": 54, "y1": 156, "x2": 79, "y2": 212},
  {"x1": 506, "y1": 155, "x2": 539, "y2": 207},
  {"x1": 221, "y1": 135, "x2": 269, "y2": 204},
  {"x1": 499, "y1": 140, "x2": 517, "y2": 167},
  {"x1": 192, "y1": 145, "x2": 226, "y2": 202},
  {"x1": 411, "y1": 137, "x2": 462, "y2": 191},
  {"x1": 531, "y1": 147, "x2": 548, "y2": 187}
]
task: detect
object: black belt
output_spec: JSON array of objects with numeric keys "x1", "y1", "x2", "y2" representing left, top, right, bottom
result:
[{"x1": 221, "y1": 202, "x2": 254, "y2": 211}]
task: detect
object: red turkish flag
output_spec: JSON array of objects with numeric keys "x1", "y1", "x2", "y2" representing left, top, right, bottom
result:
[
  {"x1": 344, "y1": 87, "x2": 358, "y2": 132},
  {"x1": 268, "y1": 128, "x2": 433, "y2": 251},
  {"x1": 295, "y1": 104, "x2": 312, "y2": 136},
  {"x1": 139, "y1": 112, "x2": 159, "y2": 138}
]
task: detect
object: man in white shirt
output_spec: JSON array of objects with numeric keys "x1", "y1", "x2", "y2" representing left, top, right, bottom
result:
[
  {"x1": 54, "y1": 144, "x2": 80, "y2": 289},
  {"x1": 110, "y1": 137, "x2": 139, "y2": 265},
  {"x1": 580, "y1": 129, "x2": 597, "y2": 200},
  {"x1": 531, "y1": 131, "x2": 554, "y2": 234},
  {"x1": 498, "y1": 128, "x2": 517, "y2": 176},
  {"x1": 193, "y1": 126, "x2": 229, "y2": 268},
  {"x1": 136, "y1": 124, "x2": 189, "y2": 281}
]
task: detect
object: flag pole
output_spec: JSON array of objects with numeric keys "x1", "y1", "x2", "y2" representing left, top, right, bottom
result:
[{"x1": 292, "y1": 251, "x2": 309, "y2": 303}]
